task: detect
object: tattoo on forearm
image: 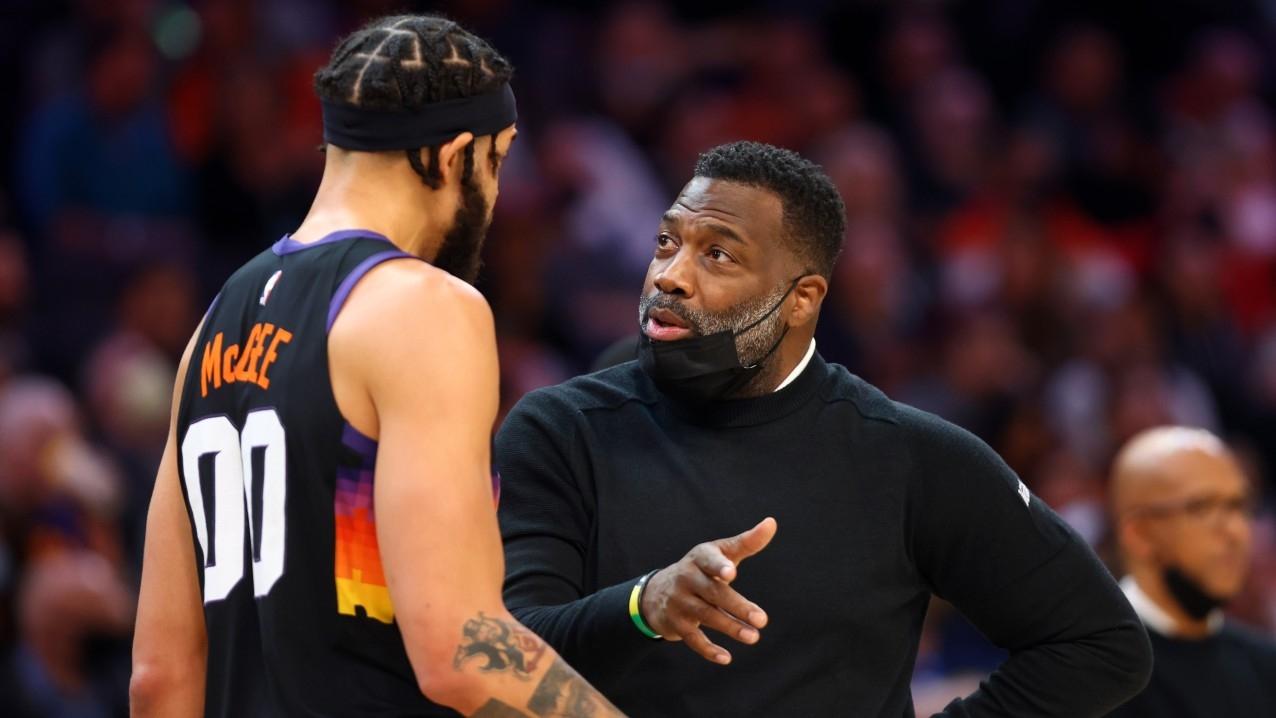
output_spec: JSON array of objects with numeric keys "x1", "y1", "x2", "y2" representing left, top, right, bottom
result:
[
  {"x1": 456, "y1": 614, "x2": 623, "y2": 718},
  {"x1": 454, "y1": 611, "x2": 549, "y2": 680},
  {"x1": 472, "y1": 699, "x2": 531, "y2": 717},
  {"x1": 526, "y1": 658, "x2": 618, "y2": 718}
]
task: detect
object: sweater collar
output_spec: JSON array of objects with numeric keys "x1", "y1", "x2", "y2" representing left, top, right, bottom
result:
[
  {"x1": 660, "y1": 350, "x2": 830, "y2": 428},
  {"x1": 774, "y1": 339, "x2": 816, "y2": 392},
  {"x1": 1120, "y1": 575, "x2": 1223, "y2": 637}
]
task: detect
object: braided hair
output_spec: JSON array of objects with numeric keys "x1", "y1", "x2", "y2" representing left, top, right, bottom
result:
[{"x1": 314, "y1": 15, "x2": 514, "y2": 189}]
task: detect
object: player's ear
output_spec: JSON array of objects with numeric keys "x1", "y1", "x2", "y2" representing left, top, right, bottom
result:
[{"x1": 438, "y1": 132, "x2": 475, "y2": 184}]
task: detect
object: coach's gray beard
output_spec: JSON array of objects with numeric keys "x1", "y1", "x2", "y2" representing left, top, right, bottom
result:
[{"x1": 638, "y1": 280, "x2": 793, "y2": 367}]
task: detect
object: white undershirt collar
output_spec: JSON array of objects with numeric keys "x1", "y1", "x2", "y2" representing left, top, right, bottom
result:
[
  {"x1": 774, "y1": 339, "x2": 816, "y2": 393},
  {"x1": 1120, "y1": 575, "x2": 1223, "y2": 637}
]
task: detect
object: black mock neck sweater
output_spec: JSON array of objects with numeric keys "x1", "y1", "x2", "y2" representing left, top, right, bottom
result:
[
  {"x1": 496, "y1": 355, "x2": 1151, "y2": 717},
  {"x1": 1105, "y1": 622, "x2": 1276, "y2": 717}
]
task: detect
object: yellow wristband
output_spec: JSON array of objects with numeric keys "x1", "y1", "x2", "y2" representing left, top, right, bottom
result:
[{"x1": 628, "y1": 571, "x2": 662, "y2": 640}]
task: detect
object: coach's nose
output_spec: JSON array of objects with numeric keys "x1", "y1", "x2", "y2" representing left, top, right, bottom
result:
[{"x1": 653, "y1": 250, "x2": 695, "y2": 298}]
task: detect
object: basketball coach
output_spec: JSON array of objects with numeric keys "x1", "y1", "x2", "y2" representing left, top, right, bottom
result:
[{"x1": 495, "y1": 141, "x2": 1152, "y2": 717}]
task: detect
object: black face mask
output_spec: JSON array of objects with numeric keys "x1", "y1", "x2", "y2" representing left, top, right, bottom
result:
[
  {"x1": 637, "y1": 279, "x2": 798, "y2": 403},
  {"x1": 1163, "y1": 564, "x2": 1226, "y2": 620}
]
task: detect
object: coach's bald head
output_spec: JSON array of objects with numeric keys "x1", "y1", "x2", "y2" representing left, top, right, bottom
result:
[{"x1": 1112, "y1": 427, "x2": 1253, "y2": 635}]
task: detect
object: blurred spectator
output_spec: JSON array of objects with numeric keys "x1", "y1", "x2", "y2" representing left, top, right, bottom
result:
[
  {"x1": 900, "y1": 309, "x2": 1037, "y2": 446},
  {"x1": 0, "y1": 376, "x2": 128, "y2": 672},
  {"x1": 1045, "y1": 293, "x2": 1219, "y2": 468},
  {"x1": 0, "y1": 229, "x2": 32, "y2": 384},
  {"x1": 1107, "y1": 426, "x2": 1276, "y2": 717},
  {"x1": 1, "y1": 551, "x2": 133, "y2": 718},
  {"x1": 902, "y1": 66, "x2": 995, "y2": 217},
  {"x1": 0, "y1": 377, "x2": 125, "y2": 562},
  {"x1": 18, "y1": 26, "x2": 191, "y2": 232}
]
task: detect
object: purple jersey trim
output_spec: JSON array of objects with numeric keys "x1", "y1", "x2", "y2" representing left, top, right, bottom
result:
[
  {"x1": 326, "y1": 249, "x2": 414, "y2": 333},
  {"x1": 272, "y1": 229, "x2": 392, "y2": 256},
  {"x1": 203, "y1": 292, "x2": 221, "y2": 322},
  {"x1": 341, "y1": 422, "x2": 378, "y2": 465}
]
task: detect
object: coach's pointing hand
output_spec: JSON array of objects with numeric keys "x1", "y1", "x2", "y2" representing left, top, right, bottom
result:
[{"x1": 639, "y1": 517, "x2": 777, "y2": 665}]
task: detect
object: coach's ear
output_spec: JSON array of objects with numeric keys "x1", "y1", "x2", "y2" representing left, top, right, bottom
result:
[
  {"x1": 438, "y1": 132, "x2": 475, "y2": 184},
  {"x1": 787, "y1": 274, "x2": 828, "y2": 329}
]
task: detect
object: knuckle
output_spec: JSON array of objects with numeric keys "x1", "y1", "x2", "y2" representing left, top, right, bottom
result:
[
  {"x1": 692, "y1": 602, "x2": 714, "y2": 622},
  {"x1": 670, "y1": 613, "x2": 696, "y2": 634}
]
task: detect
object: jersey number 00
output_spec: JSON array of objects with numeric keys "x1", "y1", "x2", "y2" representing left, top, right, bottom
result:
[{"x1": 181, "y1": 408, "x2": 287, "y2": 603}]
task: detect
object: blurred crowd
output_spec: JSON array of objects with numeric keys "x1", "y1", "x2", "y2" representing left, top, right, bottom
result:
[{"x1": 1, "y1": 0, "x2": 1275, "y2": 715}]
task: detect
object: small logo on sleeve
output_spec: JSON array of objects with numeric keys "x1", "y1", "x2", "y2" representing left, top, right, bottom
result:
[
  {"x1": 1017, "y1": 479, "x2": 1031, "y2": 507},
  {"x1": 260, "y1": 270, "x2": 283, "y2": 306}
]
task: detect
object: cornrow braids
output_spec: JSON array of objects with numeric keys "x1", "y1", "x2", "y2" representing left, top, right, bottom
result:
[{"x1": 314, "y1": 14, "x2": 512, "y2": 189}]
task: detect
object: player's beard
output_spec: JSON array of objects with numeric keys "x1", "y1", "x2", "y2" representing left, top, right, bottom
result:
[{"x1": 432, "y1": 175, "x2": 491, "y2": 284}]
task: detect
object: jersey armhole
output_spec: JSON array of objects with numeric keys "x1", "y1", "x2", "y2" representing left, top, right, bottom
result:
[
  {"x1": 326, "y1": 250, "x2": 417, "y2": 333},
  {"x1": 204, "y1": 292, "x2": 221, "y2": 321}
]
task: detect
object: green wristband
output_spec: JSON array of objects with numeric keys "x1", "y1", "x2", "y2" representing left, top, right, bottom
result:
[{"x1": 628, "y1": 570, "x2": 662, "y2": 640}]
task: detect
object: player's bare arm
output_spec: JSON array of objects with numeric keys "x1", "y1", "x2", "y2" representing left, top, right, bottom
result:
[
  {"x1": 130, "y1": 321, "x2": 207, "y2": 716},
  {"x1": 331, "y1": 259, "x2": 622, "y2": 716}
]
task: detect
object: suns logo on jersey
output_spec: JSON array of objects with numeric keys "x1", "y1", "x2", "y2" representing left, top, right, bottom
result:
[
  {"x1": 335, "y1": 425, "x2": 396, "y2": 623},
  {"x1": 260, "y1": 270, "x2": 283, "y2": 306}
]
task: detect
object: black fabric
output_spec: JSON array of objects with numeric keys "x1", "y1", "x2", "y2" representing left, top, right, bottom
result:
[
  {"x1": 176, "y1": 234, "x2": 454, "y2": 717},
  {"x1": 321, "y1": 84, "x2": 516, "y2": 151},
  {"x1": 1106, "y1": 624, "x2": 1276, "y2": 717},
  {"x1": 495, "y1": 355, "x2": 1152, "y2": 717}
]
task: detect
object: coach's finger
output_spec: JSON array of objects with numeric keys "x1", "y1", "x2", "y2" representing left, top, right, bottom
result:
[
  {"x1": 696, "y1": 577, "x2": 768, "y2": 630},
  {"x1": 682, "y1": 627, "x2": 732, "y2": 665},
  {"x1": 675, "y1": 592, "x2": 760, "y2": 644},
  {"x1": 690, "y1": 542, "x2": 738, "y2": 582}
]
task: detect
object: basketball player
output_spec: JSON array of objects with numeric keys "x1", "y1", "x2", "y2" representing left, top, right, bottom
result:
[{"x1": 130, "y1": 16, "x2": 621, "y2": 718}]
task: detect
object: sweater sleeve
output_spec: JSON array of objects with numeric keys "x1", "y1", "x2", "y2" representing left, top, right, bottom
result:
[
  {"x1": 903, "y1": 411, "x2": 1152, "y2": 717},
  {"x1": 494, "y1": 390, "x2": 662, "y2": 678}
]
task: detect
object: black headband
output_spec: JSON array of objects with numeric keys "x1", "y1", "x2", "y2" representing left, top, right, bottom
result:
[{"x1": 321, "y1": 83, "x2": 517, "y2": 151}]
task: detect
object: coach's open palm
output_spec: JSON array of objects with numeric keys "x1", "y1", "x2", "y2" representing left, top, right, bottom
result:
[{"x1": 640, "y1": 517, "x2": 777, "y2": 665}]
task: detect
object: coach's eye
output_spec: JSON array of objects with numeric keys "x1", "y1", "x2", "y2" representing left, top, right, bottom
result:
[
  {"x1": 656, "y1": 233, "x2": 676, "y2": 250},
  {"x1": 708, "y1": 247, "x2": 733, "y2": 263}
]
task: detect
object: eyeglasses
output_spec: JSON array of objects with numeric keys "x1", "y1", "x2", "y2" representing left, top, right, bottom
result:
[{"x1": 1128, "y1": 494, "x2": 1258, "y2": 527}]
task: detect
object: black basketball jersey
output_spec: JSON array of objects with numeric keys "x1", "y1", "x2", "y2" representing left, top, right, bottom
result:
[{"x1": 175, "y1": 230, "x2": 456, "y2": 717}]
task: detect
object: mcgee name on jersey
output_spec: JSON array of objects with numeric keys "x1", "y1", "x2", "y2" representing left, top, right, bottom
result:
[{"x1": 200, "y1": 322, "x2": 295, "y2": 397}]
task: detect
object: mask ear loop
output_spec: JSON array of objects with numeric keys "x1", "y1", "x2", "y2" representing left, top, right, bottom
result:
[
  {"x1": 738, "y1": 276, "x2": 805, "y2": 370},
  {"x1": 734, "y1": 277, "x2": 802, "y2": 336}
]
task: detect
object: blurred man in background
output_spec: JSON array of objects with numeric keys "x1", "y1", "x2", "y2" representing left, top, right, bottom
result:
[{"x1": 1108, "y1": 426, "x2": 1276, "y2": 717}]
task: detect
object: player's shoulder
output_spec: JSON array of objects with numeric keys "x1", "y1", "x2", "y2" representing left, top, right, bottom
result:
[
  {"x1": 334, "y1": 258, "x2": 493, "y2": 340},
  {"x1": 218, "y1": 245, "x2": 291, "y2": 296},
  {"x1": 510, "y1": 360, "x2": 657, "y2": 422},
  {"x1": 362, "y1": 258, "x2": 490, "y2": 316}
]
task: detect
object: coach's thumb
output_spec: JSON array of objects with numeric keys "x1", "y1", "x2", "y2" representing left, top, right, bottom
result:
[{"x1": 719, "y1": 517, "x2": 777, "y2": 564}]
